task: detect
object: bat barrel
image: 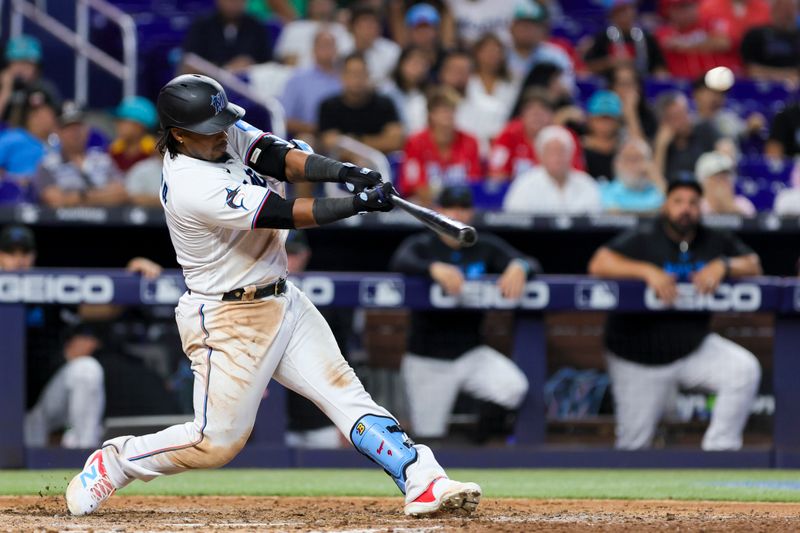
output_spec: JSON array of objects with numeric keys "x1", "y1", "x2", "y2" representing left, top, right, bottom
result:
[{"x1": 388, "y1": 193, "x2": 478, "y2": 247}]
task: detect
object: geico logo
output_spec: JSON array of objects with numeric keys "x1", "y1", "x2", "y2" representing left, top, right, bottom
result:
[
  {"x1": 645, "y1": 283, "x2": 761, "y2": 311},
  {"x1": 293, "y1": 276, "x2": 335, "y2": 305},
  {"x1": 0, "y1": 275, "x2": 114, "y2": 304},
  {"x1": 431, "y1": 281, "x2": 549, "y2": 309}
]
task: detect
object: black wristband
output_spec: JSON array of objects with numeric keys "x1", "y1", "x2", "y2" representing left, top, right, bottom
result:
[
  {"x1": 312, "y1": 196, "x2": 358, "y2": 225},
  {"x1": 720, "y1": 256, "x2": 731, "y2": 277},
  {"x1": 304, "y1": 153, "x2": 346, "y2": 183}
]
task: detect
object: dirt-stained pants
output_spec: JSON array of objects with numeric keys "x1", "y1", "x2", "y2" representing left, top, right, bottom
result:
[{"x1": 100, "y1": 282, "x2": 445, "y2": 501}]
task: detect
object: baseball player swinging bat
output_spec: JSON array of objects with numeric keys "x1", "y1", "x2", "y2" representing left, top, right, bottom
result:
[
  {"x1": 65, "y1": 74, "x2": 481, "y2": 519},
  {"x1": 389, "y1": 193, "x2": 478, "y2": 247}
]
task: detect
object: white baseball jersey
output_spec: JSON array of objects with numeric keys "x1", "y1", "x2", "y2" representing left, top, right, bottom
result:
[{"x1": 160, "y1": 120, "x2": 290, "y2": 295}]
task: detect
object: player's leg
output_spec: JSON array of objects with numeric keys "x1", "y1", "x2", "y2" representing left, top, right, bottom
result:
[
  {"x1": 271, "y1": 283, "x2": 480, "y2": 515},
  {"x1": 25, "y1": 363, "x2": 71, "y2": 447},
  {"x1": 400, "y1": 353, "x2": 461, "y2": 439},
  {"x1": 605, "y1": 352, "x2": 677, "y2": 449},
  {"x1": 676, "y1": 333, "x2": 761, "y2": 450},
  {"x1": 61, "y1": 356, "x2": 105, "y2": 448},
  {"x1": 457, "y1": 345, "x2": 529, "y2": 441},
  {"x1": 66, "y1": 295, "x2": 292, "y2": 515}
]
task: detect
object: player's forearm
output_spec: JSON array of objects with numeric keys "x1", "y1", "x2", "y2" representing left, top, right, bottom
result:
[
  {"x1": 588, "y1": 247, "x2": 658, "y2": 281},
  {"x1": 726, "y1": 254, "x2": 762, "y2": 278}
]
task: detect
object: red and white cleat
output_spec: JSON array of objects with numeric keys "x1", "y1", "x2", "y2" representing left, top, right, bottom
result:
[
  {"x1": 404, "y1": 477, "x2": 482, "y2": 517},
  {"x1": 65, "y1": 449, "x2": 116, "y2": 516}
]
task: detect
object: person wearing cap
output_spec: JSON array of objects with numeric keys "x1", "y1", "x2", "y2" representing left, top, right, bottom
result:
[
  {"x1": 507, "y1": 0, "x2": 574, "y2": 90},
  {"x1": 740, "y1": 0, "x2": 800, "y2": 85},
  {"x1": 0, "y1": 224, "x2": 36, "y2": 270},
  {"x1": 489, "y1": 88, "x2": 585, "y2": 181},
  {"x1": 584, "y1": 0, "x2": 668, "y2": 77},
  {"x1": 589, "y1": 177, "x2": 762, "y2": 450},
  {"x1": 503, "y1": 125, "x2": 601, "y2": 214},
  {"x1": 35, "y1": 101, "x2": 128, "y2": 208},
  {"x1": 0, "y1": 89, "x2": 58, "y2": 202},
  {"x1": 403, "y1": 3, "x2": 446, "y2": 73},
  {"x1": 400, "y1": 87, "x2": 481, "y2": 204},
  {"x1": 582, "y1": 90, "x2": 625, "y2": 181},
  {"x1": 695, "y1": 151, "x2": 755, "y2": 216},
  {"x1": 348, "y1": 6, "x2": 401, "y2": 85},
  {"x1": 390, "y1": 186, "x2": 538, "y2": 442},
  {"x1": 109, "y1": 96, "x2": 158, "y2": 172},
  {"x1": 653, "y1": 91, "x2": 720, "y2": 182},
  {"x1": 655, "y1": 0, "x2": 733, "y2": 80},
  {"x1": 0, "y1": 34, "x2": 61, "y2": 123},
  {"x1": 600, "y1": 137, "x2": 665, "y2": 213}
]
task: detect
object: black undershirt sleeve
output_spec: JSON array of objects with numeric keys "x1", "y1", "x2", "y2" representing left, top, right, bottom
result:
[{"x1": 254, "y1": 192, "x2": 296, "y2": 229}]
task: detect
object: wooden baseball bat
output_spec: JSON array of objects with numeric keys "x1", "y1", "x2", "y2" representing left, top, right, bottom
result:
[{"x1": 388, "y1": 193, "x2": 478, "y2": 247}]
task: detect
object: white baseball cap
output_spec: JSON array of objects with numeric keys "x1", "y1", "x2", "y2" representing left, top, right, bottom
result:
[{"x1": 695, "y1": 151, "x2": 735, "y2": 183}]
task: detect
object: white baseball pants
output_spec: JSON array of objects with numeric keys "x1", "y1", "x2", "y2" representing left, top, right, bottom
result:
[
  {"x1": 98, "y1": 282, "x2": 445, "y2": 501},
  {"x1": 606, "y1": 333, "x2": 761, "y2": 450},
  {"x1": 401, "y1": 346, "x2": 529, "y2": 438},
  {"x1": 25, "y1": 356, "x2": 105, "y2": 449}
]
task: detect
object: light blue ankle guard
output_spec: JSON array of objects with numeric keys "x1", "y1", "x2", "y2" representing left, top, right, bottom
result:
[{"x1": 350, "y1": 414, "x2": 418, "y2": 493}]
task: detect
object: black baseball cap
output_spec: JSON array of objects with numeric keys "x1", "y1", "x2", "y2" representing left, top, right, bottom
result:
[
  {"x1": 285, "y1": 230, "x2": 310, "y2": 254},
  {"x1": 0, "y1": 225, "x2": 36, "y2": 253},
  {"x1": 59, "y1": 100, "x2": 86, "y2": 126},
  {"x1": 666, "y1": 173, "x2": 703, "y2": 196},
  {"x1": 437, "y1": 186, "x2": 474, "y2": 208}
]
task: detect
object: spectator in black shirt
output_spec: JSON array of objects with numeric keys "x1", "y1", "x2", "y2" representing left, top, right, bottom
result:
[
  {"x1": 181, "y1": 0, "x2": 271, "y2": 74},
  {"x1": 653, "y1": 91, "x2": 720, "y2": 181},
  {"x1": 766, "y1": 101, "x2": 800, "y2": 159},
  {"x1": 0, "y1": 35, "x2": 61, "y2": 124},
  {"x1": 390, "y1": 186, "x2": 537, "y2": 441},
  {"x1": 607, "y1": 64, "x2": 658, "y2": 140},
  {"x1": 584, "y1": 0, "x2": 668, "y2": 77},
  {"x1": 740, "y1": 0, "x2": 800, "y2": 85},
  {"x1": 319, "y1": 53, "x2": 405, "y2": 155},
  {"x1": 588, "y1": 177, "x2": 762, "y2": 450}
]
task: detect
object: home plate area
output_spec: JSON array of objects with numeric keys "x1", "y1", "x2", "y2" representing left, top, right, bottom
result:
[{"x1": 4, "y1": 496, "x2": 800, "y2": 532}]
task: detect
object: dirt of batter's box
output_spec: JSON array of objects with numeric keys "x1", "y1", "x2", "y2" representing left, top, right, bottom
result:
[{"x1": 2, "y1": 495, "x2": 800, "y2": 532}]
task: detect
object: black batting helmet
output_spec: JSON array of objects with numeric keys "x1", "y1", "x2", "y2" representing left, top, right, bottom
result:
[{"x1": 156, "y1": 74, "x2": 245, "y2": 135}]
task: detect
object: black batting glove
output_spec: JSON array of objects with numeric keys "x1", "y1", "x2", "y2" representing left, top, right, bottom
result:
[
  {"x1": 339, "y1": 163, "x2": 382, "y2": 193},
  {"x1": 353, "y1": 182, "x2": 396, "y2": 213}
]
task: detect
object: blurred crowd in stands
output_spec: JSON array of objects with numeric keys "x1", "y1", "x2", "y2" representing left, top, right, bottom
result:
[{"x1": 0, "y1": 0, "x2": 798, "y2": 214}]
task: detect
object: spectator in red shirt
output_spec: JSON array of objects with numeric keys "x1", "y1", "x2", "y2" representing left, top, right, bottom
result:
[
  {"x1": 699, "y1": 0, "x2": 771, "y2": 73},
  {"x1": 489, "y1": 88, "x2": 584, "y2": 181},
  {"x1": 655, "y1": 0, "x2": 732, "y2": 79},
  {"x1": 400, "y1": 88, "x2": 481, "y2": 204}
]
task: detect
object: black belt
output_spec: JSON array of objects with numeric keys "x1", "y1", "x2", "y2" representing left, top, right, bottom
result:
[{"x1": 221, "y1": 278, "x2": 287, "y2": 301}]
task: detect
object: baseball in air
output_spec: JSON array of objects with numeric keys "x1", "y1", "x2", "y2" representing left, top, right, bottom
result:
[{"x1": 704, "y1": 66, "x2": 734, "y2": 92}]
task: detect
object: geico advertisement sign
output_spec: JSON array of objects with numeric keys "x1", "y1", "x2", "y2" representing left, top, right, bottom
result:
[
  {"x1": 291, "y1": 276, "x2": 335, "y2": 306},
  {"x1": 0, "y1": 274, "x2": 114, "y2": 304},
  {"x1": 431, "y1": 280, "x2": 550, "y2": 309},
  {"x1": 645, "y1": 283, "x2": 761, "y2": 311}
]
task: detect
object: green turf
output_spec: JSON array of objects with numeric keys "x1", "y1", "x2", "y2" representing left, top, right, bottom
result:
[{"x1": 3, "y1": 469, "x2": 800, "y2": 502}]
